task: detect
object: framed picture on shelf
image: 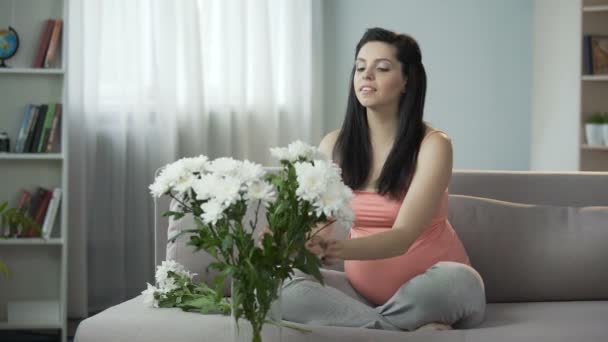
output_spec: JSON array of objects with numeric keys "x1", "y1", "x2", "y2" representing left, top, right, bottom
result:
[{"x1": 591, "y1": 36, "x2": 608, "y2": 75}]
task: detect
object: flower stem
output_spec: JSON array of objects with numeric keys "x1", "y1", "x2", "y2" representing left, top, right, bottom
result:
[{"x1": 308, "y1": 219, "x2": 335, "y2": 240}]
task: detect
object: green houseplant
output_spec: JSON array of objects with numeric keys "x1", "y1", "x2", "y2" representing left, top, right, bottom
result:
[
  {"x1": 585, "y1": 112, "x2": 606, "y2": 146},
  {"x1": 0, "y1": 200, "x2": 41, "y2": 277}
]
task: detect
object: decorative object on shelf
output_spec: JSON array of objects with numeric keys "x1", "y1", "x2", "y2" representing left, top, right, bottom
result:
[
  {"x1": 0, "y1": 200, "x2": 39, "y2": 238},
  {"x1": 585, "y1": 112, "x2": 606, "y2": 146},
  {"x1": 0, "y1": 131, "x2": 10, "y2": 152},
  {"x1": 591, "y1": 36, "x2": 608, "y2": 75},
  {"x1": 148, "y1": 141, "x2": 354, "y2": 342},
  {"x1": 0, "y1": 26, "x2": 19, "y2": 68}
]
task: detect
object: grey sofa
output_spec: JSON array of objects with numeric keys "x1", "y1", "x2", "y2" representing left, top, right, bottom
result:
[{"x1": 75, "y1": 170, "x2": 608, "y2": 342}]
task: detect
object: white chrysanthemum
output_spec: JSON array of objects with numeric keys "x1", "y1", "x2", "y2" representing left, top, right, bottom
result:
[
  {"x1": 235, "y1": 160, "x2": 265, "y2": 184},
  {"x1": 149, "y1": 156, "x2": 209, "y2": 197},
  {"x1": 149, "y1": 180, "x2": 170, "y2": 198},
  {"x1": 269, "y1": 146, "x2": 291, "y2": 161},
  {"x1": 155, "y1": 260, "x2": 186, "y2": 283},
  {"x1": 173, "y1": 173, "x2": 197, "y2": 194},
  {"x1": 200, "y1": 200, "x2": 225, "y2": 225},
  {"x1": 213, "y1": 176, "x2": 243, "y2": 206},
  {"x1": 246, "y1": 180, "x2": 276, "y2": 205},
  {"x1": 207, "y1": 157, "x2": 241, "y2": 176},
  {"x1": 141, "y1": 283, "x2": 159, "y2": 308},
  {"x1": 288, "y1": 140, "x2": 318, "y2": 161},
  {"x1": 294, "y1": 161, "x2": 329, "y2": 201},
  {"x1": 179, "y1": 155, "x2": 209, "y2": 173},
  {"x1": 270, "y1": 140, "x2": 320, "y2": 162},
  {"x1": 157, "y1": 277, "x2": 179, "y2": 294},
  {"x1": 315, "y1": 181, "x2": 344, "y2": 217},
  {"x1": 191, "y1": 174, "x2": 219, "y2": 201}
]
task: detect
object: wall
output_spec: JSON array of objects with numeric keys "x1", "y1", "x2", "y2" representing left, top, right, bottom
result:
[{"x1": 322, "y1": 0, "x2": 533, "y2": 170}]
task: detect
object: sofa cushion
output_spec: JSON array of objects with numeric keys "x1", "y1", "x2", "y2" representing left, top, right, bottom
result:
[
  {"x1": 448, "y1": 194, "x2": 608, "y2": 303},
  {"x1": 74, "y1": 296, "x2": 608, "y2": 342}
]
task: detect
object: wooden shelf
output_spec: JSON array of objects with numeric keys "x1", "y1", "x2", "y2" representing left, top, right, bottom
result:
[
  {"x1": 0, "y1": 153, "x2": 64, "y2": 160},
  {"x1": 582, "y1": 75, "x2": 608, "y2": 81},
  {"x1": 0, "y1": 68, "x2": 64, "y2": 75},
  {"x1": 583, "y1": 5, "x2": 608, "y2": 12},
  {"x1": 0, "y1": 238, "x2": 63, "y2": 246},
  {"x1": 581, "y1": 144, "x2": 608, "y2": 151}
]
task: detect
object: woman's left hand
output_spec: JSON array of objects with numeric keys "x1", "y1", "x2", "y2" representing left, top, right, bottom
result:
[{"x1": 321, "y1": 239, "x2": 343, "y2": 266}]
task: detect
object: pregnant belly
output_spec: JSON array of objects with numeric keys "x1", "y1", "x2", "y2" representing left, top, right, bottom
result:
[{"x1": 344, "y1": 223, "x2": 466, "y2": 305}]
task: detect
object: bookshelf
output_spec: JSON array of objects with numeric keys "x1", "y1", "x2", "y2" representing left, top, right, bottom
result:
[
  {"x1": 580, "y1": 0, "x2": 608, "y2": 171},
  {"x1": 0, "y1": 1, "x2": 69, "y2": 342},
  {"x1": 531, "y1": 0, "x2": 608, "y2": 171}
]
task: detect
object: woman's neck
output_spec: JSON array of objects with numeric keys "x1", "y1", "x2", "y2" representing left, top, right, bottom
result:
[{"x1": 366, "y1": 107, "x2": 398, "y2": 147}]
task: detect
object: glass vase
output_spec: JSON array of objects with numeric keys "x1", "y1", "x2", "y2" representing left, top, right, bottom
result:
[{"x1": 231, "y1": 278, "x2": 283, "y2": 342}]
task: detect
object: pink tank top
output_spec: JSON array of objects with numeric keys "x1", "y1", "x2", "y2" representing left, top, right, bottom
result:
[{"x1": 343, "y1": 132, "x2": 471, "y2": 306}]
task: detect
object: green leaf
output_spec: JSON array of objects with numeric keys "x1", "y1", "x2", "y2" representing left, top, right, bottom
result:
[
  {"x1": 294, "y1": 250, "x2": 324, "y2": 286},
  {"x1": 221, "y1": 235, "x2": 234, "y2": 251},
  {"x1": 0, "y1": 201, "x2": 8, "y2": 213},
  {"x1": 0, "y1": 260, "x2": 10, "y2": 278}
]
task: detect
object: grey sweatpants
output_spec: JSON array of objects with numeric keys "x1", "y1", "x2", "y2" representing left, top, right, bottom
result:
[{"x1": 281, "y1": 261, "x2": 486, "y2": 331}]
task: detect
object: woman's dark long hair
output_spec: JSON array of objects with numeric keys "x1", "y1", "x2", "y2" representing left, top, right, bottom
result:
[{"x1": 333, "y1": 27, "x2": 427, "y2": 199}]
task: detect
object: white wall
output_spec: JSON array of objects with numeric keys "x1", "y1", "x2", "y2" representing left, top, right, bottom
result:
[
  {"x1": 322, "y1": 0, "x2": 533, "y2": 170},
  {"x1": 530, "y1": 0, "x2": 581, "y2": 171}
]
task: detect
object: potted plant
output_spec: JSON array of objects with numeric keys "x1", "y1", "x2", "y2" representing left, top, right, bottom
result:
[
  {"x1": 585, "y1": 112, "x2": 605, "y2": 146},
  {"x1": 0, "y1": 200, "x2": 40, "y2": 277}
]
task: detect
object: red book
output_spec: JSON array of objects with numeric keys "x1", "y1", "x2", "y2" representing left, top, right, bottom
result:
[
  {"x1": 34, "y1": 190, "x2": 53, "y2": 226},
  {"x1": 25, "y1": 188, "x2": 51, "y2": 237},
  {"x1": 32, "y1": 19, "x2": 55, "y2": 68},
  {"x1": 44, "y1": 19, "x2": 63, "y2": 68}
]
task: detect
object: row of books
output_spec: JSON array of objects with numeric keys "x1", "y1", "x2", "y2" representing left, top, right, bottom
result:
[
  {"x1": 3, "y1": 187, "x2": 62, "y2": 239},
  {"x1": 33, "y1": 18, "x2": 63, "y2": 68},
  {"x1": 583, "y1": 35, "x2": 608, "y2": 75},
  {"x1": 14, "y1": 103, "x2": 62, "y2": 154}
]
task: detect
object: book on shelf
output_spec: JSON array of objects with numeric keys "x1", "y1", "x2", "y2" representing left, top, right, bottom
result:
[
  {"x1": 583, "y1": 35, "x2": 608, "y2": 75},
  {"x1": 13, "y1": 103, "x2": 62, "y2": 154},
  {"x1": 32, "y1": 18, "x2": 63, "y2": 69},
  {"x1": 41, "y1": 188, "x2": 62, "y2": 239},
  {"x1": 4, "y1": 187, "x2": 62, "y2": 239},
  {"x1": 591, "y1": 36, "x2": 608, "y2": 75},
  {"x1": 44, "y1": 19, "x2": 64, "y2": 69},
  {"x1": 583, "y1": 35, "x2": 593, "y2": 75}
]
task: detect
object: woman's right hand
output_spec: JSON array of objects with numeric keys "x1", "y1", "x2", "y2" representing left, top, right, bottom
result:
[
  {"x1": 305, "y1": 235, "x2": 326, "y2": 257},
  {"x1": 257, "y1": 225, "x2": 326, "y2": 257}
]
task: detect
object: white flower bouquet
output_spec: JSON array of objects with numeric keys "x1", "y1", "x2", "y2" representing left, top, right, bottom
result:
[
  {"x1": 148, "y1": 141, "x2": 354, "y2": 342},
  {"x1": 142, "y1": 260, "x2": 231, "y2": 314}
]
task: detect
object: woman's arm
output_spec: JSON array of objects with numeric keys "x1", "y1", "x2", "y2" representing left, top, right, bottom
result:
[{"x1": 323, "y1": 132, "x2": 453, "y2": 261}]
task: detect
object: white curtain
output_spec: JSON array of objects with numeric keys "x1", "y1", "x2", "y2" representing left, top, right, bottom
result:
[{"x1": 67, "y1": 0, "x2": 323, "y2": 317}]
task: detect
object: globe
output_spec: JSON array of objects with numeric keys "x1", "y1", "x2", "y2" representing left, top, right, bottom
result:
[{"x1": 0, "y1": 26, "x2": 19, "y2": 68}]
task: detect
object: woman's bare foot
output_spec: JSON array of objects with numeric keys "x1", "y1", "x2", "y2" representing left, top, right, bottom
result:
[{"x1": 415, "y1": 322, "x2": 453, "y2": 331}]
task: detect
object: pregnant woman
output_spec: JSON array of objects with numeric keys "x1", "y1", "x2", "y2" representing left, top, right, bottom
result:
[{"x1": 280, "y1": 27, "x2": 486, "y2": 331}]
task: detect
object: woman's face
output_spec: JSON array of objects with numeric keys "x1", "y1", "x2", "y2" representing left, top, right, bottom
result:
[{"x1": 353, "y1": 41, "x2": 406, "y2": 111}]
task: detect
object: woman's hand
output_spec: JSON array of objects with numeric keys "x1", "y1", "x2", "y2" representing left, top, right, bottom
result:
[
  {"x1": 320, "y1": 238, "x2": 343, "y2": 266},
  {"x1": 257, "y1": 225, "x2": 327, "y2": 258},
  {"x1": 255, "y1": 225, "x2": 273, "y2": 247},
  {"x1": 305, "y1": 235, "x2": 326, "y2": 257}
]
